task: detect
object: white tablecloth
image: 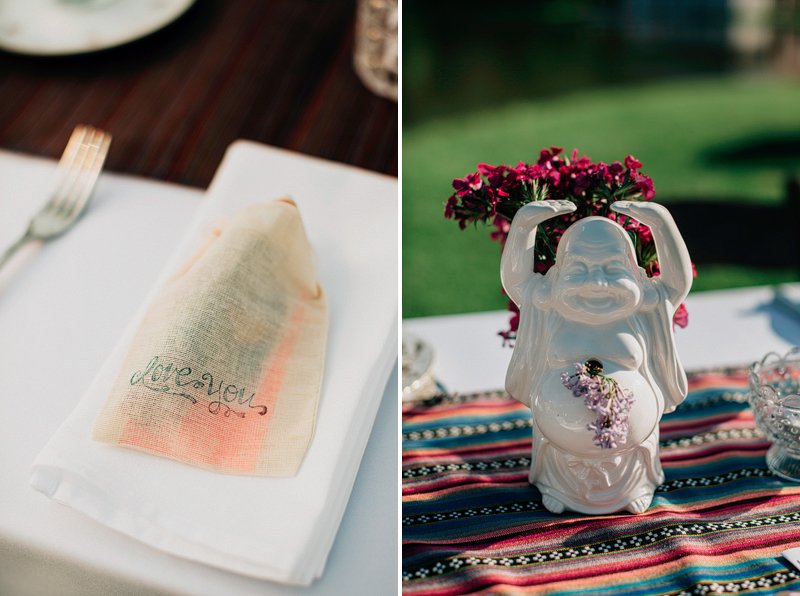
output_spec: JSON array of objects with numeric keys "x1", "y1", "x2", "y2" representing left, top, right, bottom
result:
[
  {"x1": 403, "y1": 284, "x2": 800, "y2": 394},
  {"x1": 0, "y1": 147, "x2": 397, "y2": 595}
]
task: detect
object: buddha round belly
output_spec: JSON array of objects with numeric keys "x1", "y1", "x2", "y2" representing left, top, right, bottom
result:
[{"x1": 533, "y1": 369, "x2": 659, "y2": 455}]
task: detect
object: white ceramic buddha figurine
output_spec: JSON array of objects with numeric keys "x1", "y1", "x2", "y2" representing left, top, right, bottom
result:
[{"x1": 501, "y1": 200, "x2": 693, "y2": 514}]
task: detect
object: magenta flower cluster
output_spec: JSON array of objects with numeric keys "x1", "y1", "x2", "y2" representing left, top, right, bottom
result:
[
  {"x1": 561, "y1": 362, "x2": 634, "y2": 450},
  {"x1": 443, "y1": 147, "x2": 692, "y2": 342}
]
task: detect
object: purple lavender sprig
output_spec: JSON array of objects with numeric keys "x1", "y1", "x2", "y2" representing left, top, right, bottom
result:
[{"x1": 560, "y1": 361, "x2": 634, "y2": 449}]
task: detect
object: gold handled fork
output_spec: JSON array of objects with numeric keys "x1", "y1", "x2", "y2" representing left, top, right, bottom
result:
[{"x1": 0, "y1": 125, "x2": 112, "y2": 271}]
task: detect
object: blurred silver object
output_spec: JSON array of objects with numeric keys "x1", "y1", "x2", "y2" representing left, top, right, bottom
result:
[
  {"x1": 0, "y1": 125, "x2": 111, "y2": 271},
  {"x1": 353, "y1": 0, "x2": 397, "y2": 101},
  {"x1": 402, "y1": 332, "x2": 437, "y2": 401},
  {"x1": 749, "y1": 348, "x2": 800, "y2": 481}
]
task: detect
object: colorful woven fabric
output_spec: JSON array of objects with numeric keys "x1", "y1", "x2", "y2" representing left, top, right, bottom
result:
[{"x1": 402, "y1": 369, "x2": 800, "y2": 595}]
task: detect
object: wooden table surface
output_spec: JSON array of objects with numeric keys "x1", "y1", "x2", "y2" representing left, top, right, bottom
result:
[{"x1": 0, "y1": 0, "x2": 397, "y2": 188}]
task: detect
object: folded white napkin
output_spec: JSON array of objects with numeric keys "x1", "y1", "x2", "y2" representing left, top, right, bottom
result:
[{"x1": 30, "y1": 142, "x2": 397, "y2": 585}]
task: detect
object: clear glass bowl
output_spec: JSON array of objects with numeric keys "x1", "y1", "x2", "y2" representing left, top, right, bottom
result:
[
  {"x1": 401, "y1": 332, "x2": 437, "y2": 402},
  {"x1": 749, "y1": 348, "x2": 800, "y2": 481}
]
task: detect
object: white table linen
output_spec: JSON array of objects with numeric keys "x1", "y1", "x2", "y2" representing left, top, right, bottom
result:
[
  {"x1": 0, "y1": 144, "x2": 398, "y2": 595},
  {"x1": 403, "y1": 284, "x2": 800, "y2": 393}
]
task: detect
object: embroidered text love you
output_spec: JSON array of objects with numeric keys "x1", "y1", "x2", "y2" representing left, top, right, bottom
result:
[{"x1": 130, "y1": 356, "x2": 268, "y2": 419}]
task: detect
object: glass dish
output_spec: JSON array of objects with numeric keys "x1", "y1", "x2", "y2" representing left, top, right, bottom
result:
[
  {"x1": 401, "y1": 332, "x2": 437, "y2": 402},
  {"x1": 749, "y1": 348, "x2": 800, "y2": 481}
]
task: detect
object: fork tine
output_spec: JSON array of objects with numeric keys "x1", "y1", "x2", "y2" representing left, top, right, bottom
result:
[
  {"x1": 62, "y1": 126, "x2": 102, "y2": 212},
  {"x1": 45, "y1": 125, "x2": 91, "y2": 213},
  {"x1": 46, "y1": 125, "x2": 96, "y2": 215},
  {"x1": 50, "y1": 126, "x2": 106, "y2": 218},
  {"x1": 63, "y1": 128, "x2": 111, "y2": 220},
  {"x1": 57, "y1": 125, "x2": 89, "y2": 170}
]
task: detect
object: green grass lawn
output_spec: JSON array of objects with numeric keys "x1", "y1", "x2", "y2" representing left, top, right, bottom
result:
[{"x1": 402, "y1": 76, "x2": 800, "y2": 318}]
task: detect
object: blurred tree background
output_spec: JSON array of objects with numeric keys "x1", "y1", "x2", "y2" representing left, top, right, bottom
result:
[{"x1": 403, "y1": 0, "x2": 800, "y2": 319}]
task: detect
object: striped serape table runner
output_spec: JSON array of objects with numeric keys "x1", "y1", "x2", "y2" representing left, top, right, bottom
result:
[{"x1": 402, "y1": 369, "x2": 800, "y2": 595}]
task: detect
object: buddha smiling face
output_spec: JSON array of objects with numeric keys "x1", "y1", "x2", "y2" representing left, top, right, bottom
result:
[{"x1": 550, "y1": 217, "x2": 644, "y2": 325}]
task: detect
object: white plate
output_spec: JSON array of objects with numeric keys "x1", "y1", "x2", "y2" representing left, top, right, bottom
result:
[{"x1": 0, "y1": 0, "x2": 195, "y2": 56}]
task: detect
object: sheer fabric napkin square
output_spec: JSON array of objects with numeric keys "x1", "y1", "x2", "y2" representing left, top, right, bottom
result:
[
  {"x1": 29, "y1": 142, "x2": 398, "y2": 586},
  {"x1": 93, "y1": 200, "x2": 328, "y2": 477}
]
